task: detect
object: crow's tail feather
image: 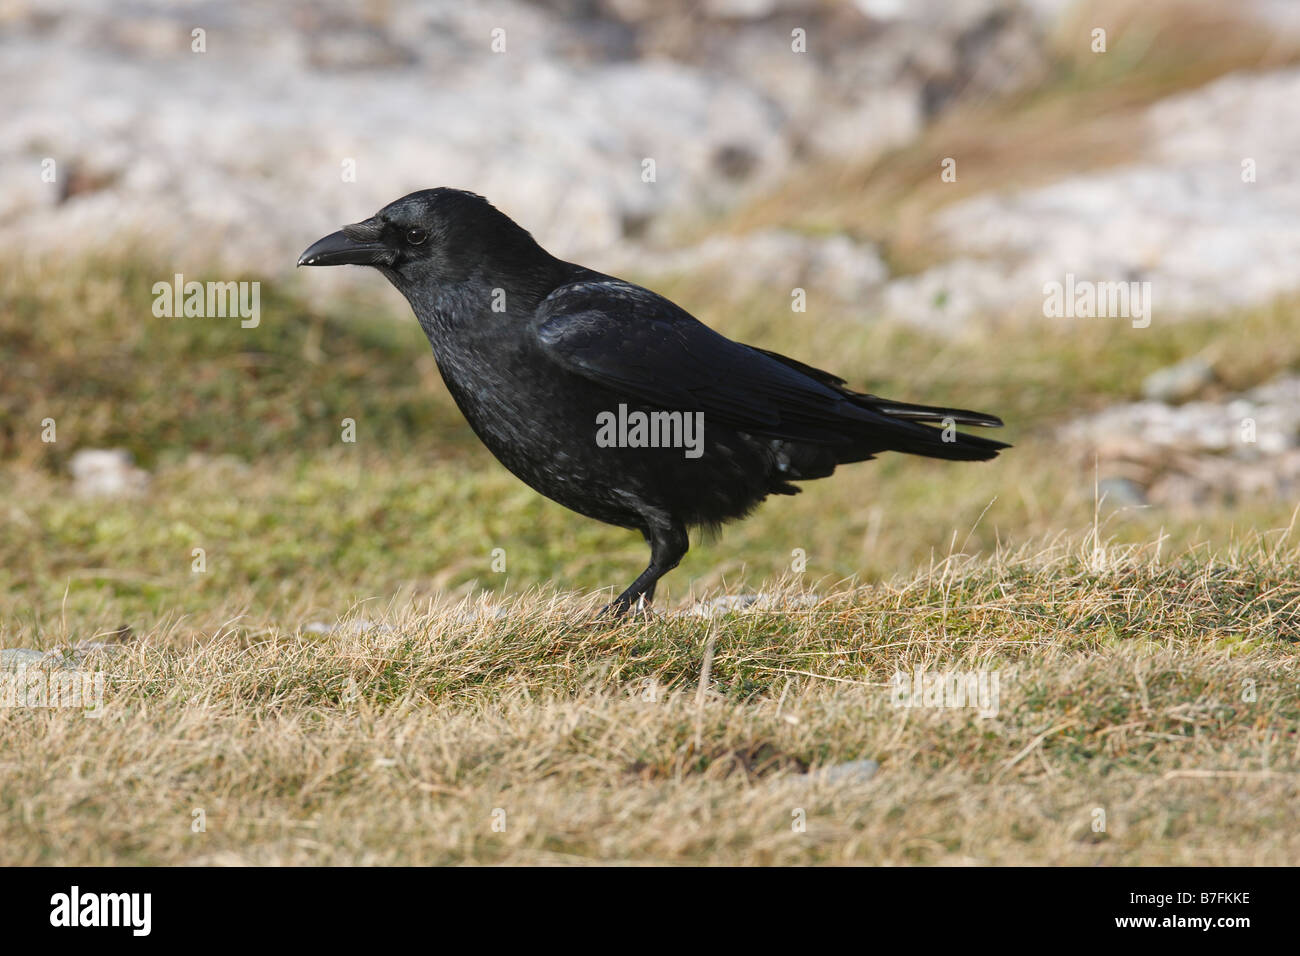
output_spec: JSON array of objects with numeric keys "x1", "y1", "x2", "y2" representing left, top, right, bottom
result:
[
  {"x1": 878, "y1": 424, "x2": 1009, "y2": 462},
  {"x1": 834, "y1": 397, "x2": 1009, "y2": 464},
  {"x1": 857, "y1": 397, "x2": 1004, "y2": 430}
]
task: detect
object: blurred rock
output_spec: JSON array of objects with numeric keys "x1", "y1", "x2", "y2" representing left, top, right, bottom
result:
[
  {"x1": 0, "y1": 648, "x2": 46, "y2": 669},
  {"x1": 689, "y1": 591, "x2": 819, "y2": 617},
  {"x1": 615, "y1": 229, "x2": 888, "y2": 303},
  {"x1": 1063, "y1": 375, "x2": 1300, "y2": 506},
  {"x1": 1, "y1": 636, "x2": 129, "y2": 670},
  {"x1": 1097, "y1": 477, "x2": 1147, "y2": 509},
  {"x1": 693, "y1": 593, "x2": 764, "y2": 617},
  {"x1": 774, "y1": 757, "x2": 880, "y2": 789},
  {"x1": 884, "y1": 66, "x2": 1300, "y2": 326},
  {"x1": 0, "y1": 0, "x2": 1053, "y2": 272},
  {"x1": 69, "y1": 449, "x2": 149, "y2": 499},
  {"x1": 1141, "y1": 357, "x2": 1216, "y2": 404},
  {"x1": 40, "y1": 640, "x2": 126, "y2": 667}
]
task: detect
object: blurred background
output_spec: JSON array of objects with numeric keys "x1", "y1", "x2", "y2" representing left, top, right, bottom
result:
[{"x1": 4, "y1": 0, "x2": 1300, "y2": 639}]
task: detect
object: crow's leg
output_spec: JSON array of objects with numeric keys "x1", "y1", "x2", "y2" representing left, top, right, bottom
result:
[{"x1": 603, "y1": 522, "x2": 688, "y2": 617}]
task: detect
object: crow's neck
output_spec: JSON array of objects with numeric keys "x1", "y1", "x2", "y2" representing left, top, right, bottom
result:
[{"x1": 403, "y1": 259, "x2": 573, "y2": 341}]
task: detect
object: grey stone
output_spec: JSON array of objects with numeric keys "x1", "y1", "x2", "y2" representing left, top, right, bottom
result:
[
  {"x1": 1097, "y1": 477, "x2": 1148, "y2": 509},
  {"x1": 1, "y1": 641, "x2": 121, "y2": 670},
  {"x1": 688, "y1": 592, "x2": 819, "y2": 618},
  {"x1": 1142, "y1": 358, "x2": 1215, "y2": 403},
  {"x1": 691, "y1": 594, "x2": 763, "y2": 618},
  {"x1": 1062, "y1": 375, "x2": 1300, "y2": 506},
  {"x1": 1, "y1": 648, "x2": 46, "y2": 669},
  {"x1": 42, "y1": 641, "x2": 123, "y2": 667}
]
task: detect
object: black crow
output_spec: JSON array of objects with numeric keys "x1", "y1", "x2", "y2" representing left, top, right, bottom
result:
[{"x1": 299, "y1": 188, "x2": 1008, "y2": 615}]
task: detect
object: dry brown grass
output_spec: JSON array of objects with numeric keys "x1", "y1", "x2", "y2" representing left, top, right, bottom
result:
[{"x1": 4, "y1": 535, "x2": 1298, "y2": 865}]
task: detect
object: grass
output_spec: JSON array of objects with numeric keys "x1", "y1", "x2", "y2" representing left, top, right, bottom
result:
[{"x1": 3, "y1": 538, "x2": 1298, "y2": 865}]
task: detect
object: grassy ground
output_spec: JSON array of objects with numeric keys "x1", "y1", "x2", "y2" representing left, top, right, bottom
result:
[
  {"x1": 3, "y1": 542, "x2": 1298, "y2": 865},
  {"x1": 2, "y1": 250, "x2": 1298, "y2": 864}
]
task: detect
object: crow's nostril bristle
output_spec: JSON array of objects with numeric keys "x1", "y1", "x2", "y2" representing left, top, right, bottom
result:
[{"x1": 342, "y1": 219, "x2": 384, "y2": 242}]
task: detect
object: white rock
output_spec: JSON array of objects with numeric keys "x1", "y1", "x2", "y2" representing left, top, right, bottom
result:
[
  {"x1": 0, "y1": 0, "x2": 1049, "y2": 274},
  {"x1": 68, "y1": 449, "x2": 148, "y2": 499},
  {"x1": 884, "y1": 66, "x2": 1300, "y2": 325}
]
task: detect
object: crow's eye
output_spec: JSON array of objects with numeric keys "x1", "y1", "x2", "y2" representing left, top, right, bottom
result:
[{"x1": 406, "y1": 228, "x2": 428, "y2": 246}]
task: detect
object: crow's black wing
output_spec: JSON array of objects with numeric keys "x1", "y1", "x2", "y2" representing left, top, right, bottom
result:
[{"x1": 534, "y1": 278, "x2": 1006, "y2": 452}]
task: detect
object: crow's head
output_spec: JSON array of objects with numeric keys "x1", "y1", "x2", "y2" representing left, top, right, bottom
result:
[{"x1": 298, "y1": 188, "x2": 546, "y2": 292}]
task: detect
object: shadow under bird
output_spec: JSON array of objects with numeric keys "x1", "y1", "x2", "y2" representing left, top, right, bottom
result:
[{"x1": 299, "y1": 188, "x2": 1009, "y2": 615}]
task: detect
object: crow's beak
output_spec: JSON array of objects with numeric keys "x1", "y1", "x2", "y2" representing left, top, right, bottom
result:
[{"x1": 297, "y1": 226, "x2": 392, "y2": 267}]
